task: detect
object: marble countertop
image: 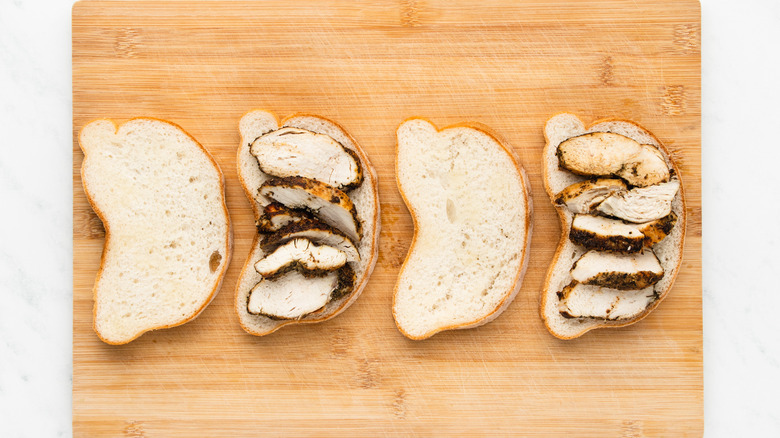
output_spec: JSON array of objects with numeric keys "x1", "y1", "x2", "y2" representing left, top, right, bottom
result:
[{"x1": 1, "y1": 0, "x2": 779, "y2": 435}]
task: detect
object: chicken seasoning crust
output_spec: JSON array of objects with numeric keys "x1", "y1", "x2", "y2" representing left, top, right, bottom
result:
[{"x1": 541, "y1": 113, "x2": 686, "y2": 339}]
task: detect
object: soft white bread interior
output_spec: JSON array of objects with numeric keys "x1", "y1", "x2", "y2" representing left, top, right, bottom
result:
[
  {"x1": 541, "y1": 113, "x2": 686, "y2": 339},
  {"x1": 235, "y1": 110, "x2": 379, "y2": 336},
  {"x1": 79, "y1": 118, "x2": 231, "y2": 345},
  {"x1": 393, "y1": 119, "x2": 532, "y2": 340}
]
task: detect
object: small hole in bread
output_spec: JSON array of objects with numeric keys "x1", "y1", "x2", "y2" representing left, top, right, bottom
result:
[{"x1": 209, "y1": 250, "x2": 222, "y2": 272}]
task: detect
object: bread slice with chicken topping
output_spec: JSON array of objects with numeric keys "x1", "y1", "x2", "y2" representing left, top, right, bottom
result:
[
  {"x1": 541, "y1": 113, "x2": 686, "y2": 339},
  {"x1": 79, "y1": 118, "x2": 231, "y2": 345},
  {"x1": 393, "y1": 118, "x2": 532, "y2": 340},
  {"x1": 235, "y1": 110, "x2": 379, "y2": 336}
]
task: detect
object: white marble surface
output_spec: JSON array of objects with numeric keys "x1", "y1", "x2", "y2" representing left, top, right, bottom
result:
[{"x1": 1, "y1": 0, "x2": 778, "y2": 436}]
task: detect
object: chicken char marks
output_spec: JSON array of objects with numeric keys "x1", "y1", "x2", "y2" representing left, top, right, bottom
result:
[
  {"x1": 251, "y1": 127, "x2": 363, "y2": 190},
  {"x1": 557, "y1": 132, "x2": 670, "y2": 187},
  {"x1": 260, "y1": 176, "x2": 362, "y2": 243}
]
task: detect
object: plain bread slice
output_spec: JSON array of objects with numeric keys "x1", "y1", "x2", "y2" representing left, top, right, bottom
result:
[
  {"x1": 393, "y1": 118, "x2": 532, "y2": 340},
  {"x1": 79, "y1": 118, "x2": 231, "y2": 345}
]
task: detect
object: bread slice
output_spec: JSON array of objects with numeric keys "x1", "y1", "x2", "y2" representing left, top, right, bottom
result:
[
  {"x1": 541, "y1": 113, "x2": 687, "y2": 339},
  {"x1": 235, "y1": 110, "x2": 380, "y2": 336},
  {"x1": 393, "y1": 118, "x2": 532, "y2": 340},
  {"x1": 79, "y1": 118, "x2": 231, "y2": 345}
]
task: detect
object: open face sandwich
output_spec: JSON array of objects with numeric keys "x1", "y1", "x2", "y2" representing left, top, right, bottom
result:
[
  {"x1": 235, "y1": 110, "x2": 379, "y2": 336},
  {"x1": 541, "y1": 113, "x2": 686, "y2": 339}
]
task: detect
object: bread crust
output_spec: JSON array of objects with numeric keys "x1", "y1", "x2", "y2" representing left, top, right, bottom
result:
[
  {"x1": 235, "y1": 110, "x2": 380, "y2": 336},
  {"x1": 540, "y1": 113, "x2": 687, "y2": 339},
  {"x1": 393, "y1": 117, "x2": 533, "y2": 340},
  {"x1": 78, "y1": 117, "x2": 232, "y2": 345}
]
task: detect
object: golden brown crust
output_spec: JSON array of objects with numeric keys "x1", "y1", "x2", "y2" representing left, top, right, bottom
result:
[
  {"x1": 235, "y1": 110, "x2": 380, "y2": 337},
  {"x1": 78, "y1": 117, "x2": 232, "y2": 345},
  {"x1": 540, "y1": 113, "x2": 687, "y2": 340},
  {"x1": 392, "y1": 117, "x2": 533, "y2": 340}
]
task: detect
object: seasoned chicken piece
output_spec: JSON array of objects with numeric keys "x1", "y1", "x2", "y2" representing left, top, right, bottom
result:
[
  {"x1": 557, "y1": 132, "x2": 669, "y2": 187},
  {"x1": 246, "y1": 265, "x2": 354, "y2": 319},
  {"x1": 262, "y1": 217, "x2": 360, "y2": 262},
  {"x1": 570, "y1": 214, "x2": 645, "y2": 253},
  {"x1": 255, "y1": 202, "x2": 310, "y2": 234},
  {"x1": 571, "y1": 250, "x2": 663, "y2": 290},
  {"x1": 260, "y1": 176, "x2": 361, "y2": 242},
  {"x1": 558, "y1": 281, "x2": 656, "y2": 320},
  {"x1": 616, "y1": 145, "x2": 670, "y2": 187},
  {"x1": 637, "y1": 212, "x2": 677, "y2": 246},
  {"x1": 555, "y1": 178, "x2": 627, "y2": 214},
  {"x1": 250, "y1": 127, "x2": 362, "y2": 190},
  {"x1": 254, "y1": 238, "x2": 347, "y2": 277},
  {"x1": 596, "y1": 179, "x2": 680, "y2": 223}
]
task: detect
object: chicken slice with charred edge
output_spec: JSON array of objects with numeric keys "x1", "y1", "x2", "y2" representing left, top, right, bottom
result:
[
  {"x1": 557, "y1": 132, "x2": 670, "y2": 187},
  {"x1": 570, "y1": 214, "x2": 679, "y2": 252},
  {"x1": 250, "y1": 127, "x2": 363, "y2": 190},
  {"x1": 255, "y1": 202, "x2": 311, "y2": 234},
  {"x1": 616, "y1": 145, "x2": 670, "y2": 188},
  {"x1": 557, "y1": 281, "x2": 656, "y2": 320},
  {"x1": 596, "y1": 179, "x2": 680, "y2": 223},
  {"x1": 260, "y1": 176, "x2": 362, "y2": 242},
  {"x1": 569, "y1": 214, "x2": 645, "y2": 253},
  {"x1": 571, "y1": 250, "x2": 664, "y2": 290},
  {"x1": 247, "y1": 265, "x2": 355, "y2": 320},
  {"x1": 637, "y1": 212, "x2": 677, "y2": 246},
  {"x1": 262, "y1": 217, "x2": 360, "y2": 262},
  {"x1": 554, "y1": 178, "x2": 627, "y2": 214},
  {"x1": 254, "y1": 238, "x2": 347, "y2": 277}
]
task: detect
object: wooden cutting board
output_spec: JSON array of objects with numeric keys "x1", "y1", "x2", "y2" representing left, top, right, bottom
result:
[{"x1": 72, "y1": 1, "x2": 702, "y2": 436}]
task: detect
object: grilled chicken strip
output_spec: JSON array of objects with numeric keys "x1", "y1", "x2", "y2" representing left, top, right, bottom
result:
[
  {"x1": 254, "y1": 238, "x2": 347, "y2": 277},
  {"x1": 255, "y1": 202, "x2": 310, "y2": 234},
  {"x1": 555, "y1": 178, "x2": 627, "y2": 214},
  {"x1": 571, "y1": 250, "x2": 663, "y2": 290},
  {"x1": 262, "y1": 217, "x2": 360, "y2": 262},
  {"x1": 247, "y1": 265, "x2": 355, "y2": 319},
  {"x1": 596, "y1": 179, "x2": 680, "y2": 223},
  {"x1": 558, "y1": 281, "x2": 656, "y2": 320},
  {"x1": 570, "y1": 214, "x2": 645, "y2": 253},
  {"x1": 251, "y1": 127, "x2": 362, "y2": 190},
  {"x1": 570, "y1": 213, "x2": 678, "y2": 252},
  {"x1": 557, "y1": 132, "x2": 670, "y2": 187},
  {"x1": 260, "y1": 176, "x2": 362, "y2": 242},
  {"x1": 637, "y1": 212, "x2": 677, "y2": 246}
]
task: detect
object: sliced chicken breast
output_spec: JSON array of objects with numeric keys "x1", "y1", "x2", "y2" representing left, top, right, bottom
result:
[
  {"x1": 558, "y1": 281, "x2": 656, "y2": 320},
  {"x1": 247, "y1": 266, "x2": 355, "y2": 319},
  {"x1": 616, "y1": 145, "x2": 670, "y2": 187},
  {"x1": 570, "y1": 214, "x2": 645, "y2": 253},
  {"x1": 571, "y1": 250, "x2": 663, "y2": 290},
  {"x1": 260, "y1": 176, "x2": 361, "y2": 242},
  {"x1": 557, "y1": 132, "x2": 669, "y2": 187},
  {"x1": 247, "y1": 270, "x2": 336, "y2": 319},
  {"x1": 262, "y1": 217, "x2": 360, "y2": 262},
  {"x1": 250, "y1": 127, "x2": 362, "y2": 190},
  {"x1": 596, "y1": 179, "x2": 680, "y2": 223},
  {"x1": 637, "y1": 212, "x2": 678, "y2": 246},
  {"x1": 254, "y1": 238, "x2": 347, "y2": 277},
  {"x1": 255, "y1": 202, "x2": 310, "y2": 234},
  {"x1": 555, "y1": 178, "x2": 627, "y2": 214}
]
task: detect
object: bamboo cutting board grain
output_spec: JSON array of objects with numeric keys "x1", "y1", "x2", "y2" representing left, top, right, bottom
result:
[{"x1": 72, "y1": 1, "x2": 702, "y2": 436}]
